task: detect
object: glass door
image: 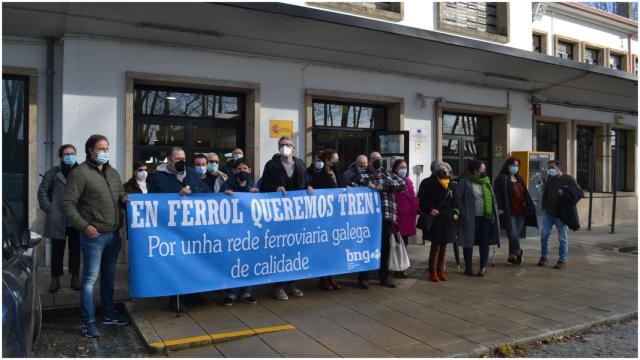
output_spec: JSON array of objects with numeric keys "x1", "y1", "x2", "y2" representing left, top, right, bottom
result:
[
  {"x1": 2, "y1": 75, "x2": 29, "y2": 228},
  {"x1": 442, "y1": 112, "x2": 491, "y2": 179},
  {"x1": 374, "y1": 130, "x2": 410, "y2": 170}
]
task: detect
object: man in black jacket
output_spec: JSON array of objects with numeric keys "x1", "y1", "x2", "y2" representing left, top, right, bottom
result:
[
  {"x1": 538, "y1": 160, "x2": 580, "y2": 270},
  {"x1": 259, "y1": 135, "x2": 312, "y2": 300}
]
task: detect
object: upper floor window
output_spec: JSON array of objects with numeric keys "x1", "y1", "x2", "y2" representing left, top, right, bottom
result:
[
  {"x1": 532, "y1": 34, "x2": 542, "y2": 53},
  {"x1": 308, "y1": 2, "x2": 403, "y2": 21},
  {"x1": 583, "y1": 46, "x2": 604, "y2": 65},
  {"x1": 609, "y1": 53, "x2": 622, "y2": 70},
  {"x1": 438, "y1": 2, "x2": 509, "y2": 43},
  {"x1": 557, "y1": 41, "x2": 574, "y2": 60}
]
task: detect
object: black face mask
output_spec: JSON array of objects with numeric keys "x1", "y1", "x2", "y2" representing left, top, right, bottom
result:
[
  {"x1": 332, "y1": 161, "x2": 340, "y2": 169},
  {"x1": 237, "y1": 171, "x2": 248, "y2": 182},
  {"x1": 174, "y1": 160, "x2": 185, "y2": 173},
  {"x1": 372, "y1": 159, "x2": 382, "y2": 170},
  {"x1": 479, "y1": 171, "x2": 487, "y2": 178},
  {"x1": 437, "y1": 170, "x2": 448, "y2": 179}
]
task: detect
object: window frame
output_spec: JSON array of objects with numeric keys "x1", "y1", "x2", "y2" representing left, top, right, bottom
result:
[
  {"x1": 581, "y1": 42, "x2": 606, "y2": 66},
  {"x1": 532, "y1": 29, "x2": 549, "y2": 55},
  {"x1": 133, "y1": 84, "x2": 246, "y2": 169},
  {"x1": 606, "y1": 48, "x2": 629, "y2": 72},
  {"x1": 307, "y1": 2, "x2": 403, "y2": 21},
  {"x1": 437, "y1": 2, "x2": 510, "y2": 43},
  {"x1": 554, "y1": 35, "x2": 581, "y2": 61},
  {"x1": 2, "y1": 74, "x2": 30, "y2": 228}
]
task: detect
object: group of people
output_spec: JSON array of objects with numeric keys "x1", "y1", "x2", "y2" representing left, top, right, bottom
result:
[{"x1": 38, "y1": 132, "x2": 580, "y2": 338}]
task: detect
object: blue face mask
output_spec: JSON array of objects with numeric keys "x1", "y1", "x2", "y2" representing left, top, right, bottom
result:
[
  {"x1": 208, "y1": 162, "x2": 219, "y2": 173},
  {"x1": 63, "y1": 154, "x2": 76, "y2": 166},
  {"x1": 96, "y1": 152, "x2": 109, "y2": 165},
  {"x1": 509, "y1": 166, "x2": 518, "y2": 175},
  {"x1": 314, "y1": 161, "x2": 324, "y2": 170},
  {"x1": 547, "y1": 168, "x2": 558, "y2": 177},
  {"x1": 195, "y1": 166, "x2": 207, "y2": 175}
]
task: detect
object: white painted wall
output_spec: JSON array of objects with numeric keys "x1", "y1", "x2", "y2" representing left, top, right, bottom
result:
[{"x1": 534, "y1": 9, "x2": 636, "y2": 53}]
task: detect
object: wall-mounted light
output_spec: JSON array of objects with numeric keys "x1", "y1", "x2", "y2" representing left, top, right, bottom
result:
[{"x1": 166, "y1": 96, "x2": 177, "y2": 100}]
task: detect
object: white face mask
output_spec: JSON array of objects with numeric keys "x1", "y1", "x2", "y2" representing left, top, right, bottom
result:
[
  {"x1": 397, "y1": 168, "x2": 407, "y2": 178},
  {"x1": 279, "y1": 145, "x2": 292, "y2": 157},
  {"x1": 136, "y1": 170, "x2": 148, "y2": 181}
]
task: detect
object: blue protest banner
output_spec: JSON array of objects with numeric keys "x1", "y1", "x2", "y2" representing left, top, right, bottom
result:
[{"x1": 126, "y1": 187, "x2": 382, "y2": 298}]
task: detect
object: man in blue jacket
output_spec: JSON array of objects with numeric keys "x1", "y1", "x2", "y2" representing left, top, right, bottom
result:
[{"x1": 148, "y1": 146, "x2": 209, "y2": 311}]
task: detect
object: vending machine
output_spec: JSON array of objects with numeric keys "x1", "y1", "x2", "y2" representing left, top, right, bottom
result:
[{"x1": 511, "y1": 151, "x2": 555, "y2": 217}]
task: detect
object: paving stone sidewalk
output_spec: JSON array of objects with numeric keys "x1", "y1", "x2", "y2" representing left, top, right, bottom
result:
[{"x1": 128, "y1": 225, "x2": 637, "y2": 357}]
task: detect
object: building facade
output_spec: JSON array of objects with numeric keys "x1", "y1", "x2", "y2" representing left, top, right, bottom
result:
[{"x1": 3, "y1": 2, "x2": 638, "y2": 258}]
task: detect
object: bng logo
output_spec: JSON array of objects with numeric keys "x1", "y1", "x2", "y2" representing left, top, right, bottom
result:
[{"x1": 345, "y1": 248, "x2": 381, "y2": 270}]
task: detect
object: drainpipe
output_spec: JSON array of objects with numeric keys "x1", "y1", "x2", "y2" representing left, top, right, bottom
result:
[
  {"x1": 44, "y1": 37, "x2": 55, "y2": 267},
  {"x1": 46, "y1": 37, "x2": 55, "y2": 169}
]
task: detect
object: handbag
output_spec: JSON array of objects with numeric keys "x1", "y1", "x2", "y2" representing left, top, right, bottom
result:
[
  {"x1": 388, "y1": 233, "x2": 410, "y2": 272},
  {"x1": 422, "y1": 189, "x2": 452, "y2": 232}
]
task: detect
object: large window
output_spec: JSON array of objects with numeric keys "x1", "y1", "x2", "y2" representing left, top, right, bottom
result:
[
  {"x1": 536, "y1": 122, "x2": 560, "y2": 160},
  {"x1": 576, "y1": 126, "x2": 596, "y2": 190},
  {"x1": 2, "y1": 75, "x2": 29, "y2": 228},
  {"x1": 611, "y1": 129, "x2": 628, "y2": 191},
  {"x1": 438, "y1": 2, "x2": 509, "y2": 43},
  {"x1": 442, "y1": 112, "x2": 492, "y2": 178},
  {"x1": 312, "y1": 99, "x2": 408, "y2": 170},
  {"x1": 134, "y1": 85, "x2": 244, "y2": 169}
]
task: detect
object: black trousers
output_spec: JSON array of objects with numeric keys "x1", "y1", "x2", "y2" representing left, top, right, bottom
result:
[
  {"x1": 51, "y1": 227, "x2": 81, "y2": 277},
  {"x1": 463, "y1": 216, "x2": 491, "y2": 271},
  {"x1": 359, "y1": 220, "x2": 393, "y2": 282}
]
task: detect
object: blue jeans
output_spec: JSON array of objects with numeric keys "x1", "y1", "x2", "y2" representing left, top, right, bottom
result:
[
  {"x1": 225, "y1": 287, "x2": 252, "y2": 300},
  {"x1": 79, "y1": 231, "x2": 122, "y2": 324},
  {"x1": 540, "y1": 211, "x2": 568, "y2": 262}
]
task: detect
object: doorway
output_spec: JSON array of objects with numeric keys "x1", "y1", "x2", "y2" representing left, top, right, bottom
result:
[
  {"x1": 311, "y1": 100, "x2": 408, "y2": 170},
  {"x1": 441, "y1": 112, "x2": 492, "y2": 178}
]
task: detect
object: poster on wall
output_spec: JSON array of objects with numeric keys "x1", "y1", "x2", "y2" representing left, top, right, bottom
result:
[{"x1": 270, "y1": 120, "x2": 294, "y2": 138}]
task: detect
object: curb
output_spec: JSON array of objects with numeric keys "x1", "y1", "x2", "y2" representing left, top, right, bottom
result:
[{"x1": 451, "y1": 311, "x2": 638, "y2": 358}]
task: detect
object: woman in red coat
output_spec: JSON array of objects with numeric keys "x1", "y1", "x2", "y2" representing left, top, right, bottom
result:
[{"x1": 391, "y1": 159, "x2": 420, "y2": 278}]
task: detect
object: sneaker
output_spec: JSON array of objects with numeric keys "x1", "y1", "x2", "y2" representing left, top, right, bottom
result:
[
  {"x1": 81, "y1": 321, "x2": 101, "y2": 338},
  {"x1": 223, "y1": 297, "x2": 235, "y2": 306},
  {"x1": 328, "y1": 277, "x2": 341, "y2": 290},
  {"x1": 537, "y1": 256, "x2": 547, "y2": 267},
  {"x1": 319, "y1": 278, "x2": 333, "y2": 291},
  {"x1": 464, "y1": 268, "x2": 475, "y2": 277},
  {"x1": 507, "y1": 256, "x2": 517, "y2": 266},
  {"x1": 274, "y1": 287, "x2": 288, "y2": 300},
  {"x1": 554, "y1": 261, "x2": 566, "y2": 270},
  {"x1": 289, "y1": 285, "x2": 304, "y2": 297},
  {"x1": 358, "y1": 280, "x2": 370, "y2": 290},
  {"x1": 103, "y1": 313, "x2": 129, "y2": 326},
  {"x1": 476, "y1": 267, "x2": 487, "y2": 277},
  {"x1": 241, "y1": 295, "x2": 257, "y2": 304}
]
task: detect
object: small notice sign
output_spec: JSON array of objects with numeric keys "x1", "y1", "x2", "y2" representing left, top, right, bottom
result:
[{"x1": 270, "y1": 120, "x2": 294, "y2": 138}]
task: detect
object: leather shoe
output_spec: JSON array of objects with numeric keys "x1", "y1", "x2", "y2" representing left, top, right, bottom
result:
[
  {"x1": 429, "y1": 272, "x2": 440, "y2": 282},
  {"x1": 328, "y1": 278, "x2": 341, "y2": 290},
  {"x1": 358, "y1": 280, "x2": 370, "y2": 290},
  {"x1": 464, "y1": 269, "x2": 475, "y2": 277},
  {"x1": 554, "y1": 261, "x2": 566, "y2": 269},
  {"x1": 395, "y1": 271, "x2": 408, "y2": 279},
  {"x1": 380, "y1": 279, "x2": 396, "y2": 288},
  {"x1": 49, "y1": 277, "x2": 60, "y2": 293},
  {"x1": 319, "y1": 278, "x2": 333, "y2": 291},
  {"x1": 537, "y1": 256, "x2": 547, "y2": 266},
  {"x1": 437, "y1": 271, "x2": 448, "y2": 281}
]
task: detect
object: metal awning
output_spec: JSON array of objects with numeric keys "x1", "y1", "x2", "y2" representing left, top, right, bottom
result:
[{"x1": 3, "y1": 2, "x2": 637, "y2": 113}]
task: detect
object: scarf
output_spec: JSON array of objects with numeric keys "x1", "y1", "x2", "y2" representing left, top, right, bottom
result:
[
  {"x1": 468, "y1": 174, "x2": 493, "y2": 221},
  {"x1": 437, "y1": 177, "x2": 450, "y2": 190}
]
